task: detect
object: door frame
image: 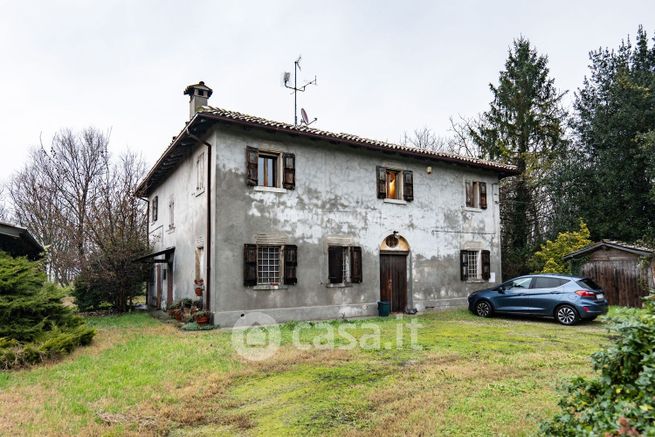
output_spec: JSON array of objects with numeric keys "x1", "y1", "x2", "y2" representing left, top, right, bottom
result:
[{"x1": 380, "y1": 251, "x2": 409, "y2": 313}]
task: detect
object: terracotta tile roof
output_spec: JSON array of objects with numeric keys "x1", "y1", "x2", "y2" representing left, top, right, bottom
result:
[
  {"x1": 135, "y1": 106, "x2": 518, "y2": 196},
  {"x1": 197, "y1": 106, "x2": 518, "y2": 174}
]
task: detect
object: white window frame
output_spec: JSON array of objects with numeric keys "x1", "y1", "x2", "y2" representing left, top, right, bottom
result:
[
  {"x1": 385, "y1": 168, "x2": 403, "y2": 200},
  {"x1": 464, "y1": 250, "x2": 481, "y2": 280},
  {"x1": 465, "y1": 180, "x2": 481, "y2": 209},
  {"x1": 257, "y1": 151, "x2": 282, "y2": 188},
  {"x1": 256, "y1": 245, "x2": 283, "y2": 286}
]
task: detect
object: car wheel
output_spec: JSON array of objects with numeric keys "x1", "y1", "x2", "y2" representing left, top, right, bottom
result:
[
  {"x1": 555, "y1": 305, "x2": 579, "y2": 326},
  {"x1": 474, "y1": 300, "x2": 493, "y2": 318}
]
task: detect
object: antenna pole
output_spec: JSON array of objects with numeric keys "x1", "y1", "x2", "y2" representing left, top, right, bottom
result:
[{"x1": 283, "y1": 56, "x2": 317, "y2": 126}]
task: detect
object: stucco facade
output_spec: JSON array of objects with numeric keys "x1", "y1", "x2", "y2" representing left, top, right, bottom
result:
[{"x1": 139, "y1": 83, "x2": 515, "y2": 326}]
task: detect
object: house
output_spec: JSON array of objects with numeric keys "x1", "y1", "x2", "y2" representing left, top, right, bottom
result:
[
  {"x1": 564, "y1": 240, "x2": 655, "y2": 307},
  {"x1": 134, "y1": 81, "x2": 518, "y2": 325},
  {"x1": 0, "y1": 221, "x2": 43, "y2": 260}
]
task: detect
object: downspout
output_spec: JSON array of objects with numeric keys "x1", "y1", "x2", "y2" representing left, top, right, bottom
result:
[{"x1": 186, "y1": 127, "x2": 212, "y2": 312}]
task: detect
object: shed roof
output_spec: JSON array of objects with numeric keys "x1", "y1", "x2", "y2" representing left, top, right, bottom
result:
[
  {"x1": 563, "y1": 239, "x2": 654, "y2": 260},
  {"x1": 135, "y1": 106, "x2": 519, "y2": 197},
  {"x1": 0, "y1": 221, "x2": 44, "y2": 260}
]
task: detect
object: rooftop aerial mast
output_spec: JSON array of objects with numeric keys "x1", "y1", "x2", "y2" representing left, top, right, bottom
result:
[{"x1": 282, "y1": 56, "x2": 318, "y2": 126}]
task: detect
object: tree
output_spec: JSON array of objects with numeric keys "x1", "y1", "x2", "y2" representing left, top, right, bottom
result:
[
  {"x1": 470, "y1": 37, "x2": 568, "y2": 277},
  {"x1": 400, "y1": 127, "x2": 447, "y2": 152},
  {"x1": 73, "y1": 152, "x2": 149, "y2": 312},
  {"x1": 0, "y1": 251, "x2": 95, "y2": 369},
  {"x1": 559, "y1": 26, "x2": 655, "y2": 242},
  {"x1": 8, "y1": 128, "x2": 110, "y2": 283},
  {"x1": 530, "y1": 220, "x2": 591, "y2": 273}
]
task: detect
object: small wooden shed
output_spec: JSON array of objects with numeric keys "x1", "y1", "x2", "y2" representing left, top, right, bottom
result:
[{"x1": 564, "y1": 240, "x2": 654, "y2": 307}]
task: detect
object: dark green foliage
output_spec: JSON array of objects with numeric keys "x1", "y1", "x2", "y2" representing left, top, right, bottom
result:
[
  {"x1": 0, "y1": 251, "x2": 95, "y2": 369},
  {"x1": 471, "y1": 37, "x2": 568, "y2": 277},
  {"x1": 554, "y1": 26, "x2": 655, "y2": 241},
  {"x1": 541, "y1": 294, "x2": 655, "y2": 435}
]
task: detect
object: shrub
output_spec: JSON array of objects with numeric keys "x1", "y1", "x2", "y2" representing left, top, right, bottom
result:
[
  {"x1": 0, "y1": 251, "x2": 95, "y2": 369},
  {"x1": 531, "y1": 220, "x2": 591, "y2": 273},
  {"x1": 540, "y1": 292, "x2": 655, "y2": 435}
]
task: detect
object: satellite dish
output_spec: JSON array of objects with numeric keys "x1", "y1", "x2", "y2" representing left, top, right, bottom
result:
[{"x1": 301, "y1": 108, "x2": 309, "y2": 125}]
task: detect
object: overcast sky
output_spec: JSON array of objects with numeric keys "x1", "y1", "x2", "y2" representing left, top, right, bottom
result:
[{"x1": 1, "y1": 0, "x2": 653, "y2": 187}]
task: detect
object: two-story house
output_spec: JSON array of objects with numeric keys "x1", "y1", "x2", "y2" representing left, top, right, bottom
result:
[{"x1": 134, "y1": 81, "x2": 518, "y2": 326}]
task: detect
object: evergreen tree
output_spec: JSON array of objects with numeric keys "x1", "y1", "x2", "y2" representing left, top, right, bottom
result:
[
  {"x1": 471, "y1": 37, "x2": 567, "y2": 277},
  {"x1": 559, "y1": 26, "x2": 655, "y2": 241}
]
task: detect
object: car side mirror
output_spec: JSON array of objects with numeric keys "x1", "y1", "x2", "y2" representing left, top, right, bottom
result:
[{"x1": 497, "y1": 286, "x2": 505, "y2": 293}]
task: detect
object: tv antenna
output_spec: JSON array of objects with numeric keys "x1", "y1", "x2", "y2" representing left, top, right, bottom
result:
[{"x1": 282, "y1": 55, "x2": 317, "y2": 125}]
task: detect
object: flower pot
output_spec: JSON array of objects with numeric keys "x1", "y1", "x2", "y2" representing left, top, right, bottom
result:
[
  {"x1": 195, "y1": 315, "x2": 209, "y2": 325},
  {"x1": 194, "y1": 287, "x2": 203, "y2": 296},
  {"x1": 174, "y1": 310, "x2": 183, "y2": 321}
]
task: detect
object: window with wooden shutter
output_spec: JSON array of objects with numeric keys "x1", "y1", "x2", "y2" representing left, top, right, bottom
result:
[
  {"x1": 479, "y1": 182, "x2": 487, "y2": 209},
  {"x1": 283, "y1": 245, "x2": 298, "y2": 285},
  {"x1": 282, "y1": 153, "x2": 295, "y2": 190},
  {"x1": 328, "y1": 246, "x2": 344, "y2": 284},
  {"x1": 481, "y1": 250, "x2": 491, "y2": 280},
  {"x1": 350, "y1": 246, "x2": 362, "y2": 283},
  {"x1": 376, "y1": 166, "x2": 387, "y2": 199},
  {"x1": 243, "y1": 244, "x2": 257, "y2": 286},
  {"x1": 246, "y1": 146, "x2": 258, "y2": 186},
  {"x1": 403, "y1": 170, "x2": 414, "y2": 202},
  {"x1": 460, "y1": 250, "x2": 469, "y2": 281}
]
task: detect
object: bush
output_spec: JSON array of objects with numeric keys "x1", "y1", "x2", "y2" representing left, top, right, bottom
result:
[
  {"x1": 531, "y1": 220, "x2": 591, "y2": 273},
  {"x1": 540, "y1": 292, "x2": 655, "y2": 435},
  {"x1": 0, "y1": 251, "x2": 95, "y2": 369}
]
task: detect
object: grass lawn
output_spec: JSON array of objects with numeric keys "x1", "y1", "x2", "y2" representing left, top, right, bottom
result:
[{"x1": 0, "y1": 309, "x2": 609, "y2": 436}]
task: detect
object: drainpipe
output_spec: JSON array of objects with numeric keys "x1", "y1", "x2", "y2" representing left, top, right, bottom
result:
[{"x1": 185, "y1": 127, "x2": 212, "y2": 312}]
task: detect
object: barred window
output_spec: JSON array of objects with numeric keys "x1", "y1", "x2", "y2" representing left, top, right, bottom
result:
[
  {"x1": 465, "y1": 250, "x2": 480, "y2": 280},
  {"x1": 257, "y1": 246, "x2": 281, "y2": 285}
]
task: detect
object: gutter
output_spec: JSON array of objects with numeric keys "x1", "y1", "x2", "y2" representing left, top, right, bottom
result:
[{"x1": 185, "y1": 127, "x2": 213, "y2": 313}]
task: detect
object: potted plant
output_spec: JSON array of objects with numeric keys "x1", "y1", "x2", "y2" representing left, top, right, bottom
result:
[
  {"x1": 167, "y1": 302, "x2": 181, "y2": 318},
  {"x1": 194, "y1": 311, "x2": 211, "y2": 325},
  {"x1": 194, "y1": 279, "x2": 204, "y2": 297}
]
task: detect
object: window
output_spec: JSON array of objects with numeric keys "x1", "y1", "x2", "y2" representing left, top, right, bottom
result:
[
  {"x1": 258, "y1": 154, "x2": 278, "y2": 187},
  {"x1": 151, "y1": 196, "x2": 158, "y2": 222},
  {"x1": 386, "y1": 170, "x2": 401, "y2": 199},
  {"x1": 576, "y1": 278, "x2": 601, "y2": 290},
  {"x1": 168, "y1": 196, "x2": 175, "y2": 230},
  {"x1": 465, "y1": 181, "x2": 487, "y2": 209},
  {"x1": 196, "y1": 152, "x2": 205, "y2": 192},
  {"x1": 328, "y1": 246, "x2": 363, "y2": 284},
  {"x1": 257, "y1": 246, "x2": 281, "y2": 285},
  {"x1": 531, "y1": 277, "x2": 568, "y2": 289},
  {"x1": 376, "y1": 166, "x2": 413, "y2": 201},
  {"x1": 460, "y1": 249, "x2": 491, "y2": 281},
  {"x1": 246, "y1": 147, "x2": 296, "y2": 189},
  {"x1": 243, "y1": 244, "x2": 297, "y2": 286}
]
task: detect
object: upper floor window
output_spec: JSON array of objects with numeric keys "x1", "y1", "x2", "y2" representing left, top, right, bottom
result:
[
  {"x1": 465, "y1": 181, "x2": 487, "y2": 209},
  {"x1": 151, "y1": 196, "x2": 158, "y2": 222},
  {"x1": 246, "y1": 146, "x2": 295, "y2": 190},
  {"x1": 168, "y1": 196, "x2": 175, "y2": 230},
  {"x1": 196, "y1": 152, "x2": 205, "y2": 192},
  {"x1": 376, "y1": 166, "x2": 413, "y2": 202}
]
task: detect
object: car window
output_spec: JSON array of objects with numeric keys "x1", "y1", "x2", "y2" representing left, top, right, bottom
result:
[
  {"x1": 531, "y1": 277, "x2": 568, "y2": 289},
  {"x1": 576, "y1": 278, "x2": 601, "y2": 290},
  {"x1": 511, "y1": 277, "x2": 533, "y2": 289}
]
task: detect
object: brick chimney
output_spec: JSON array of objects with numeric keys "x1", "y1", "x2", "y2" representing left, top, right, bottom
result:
[{"x1": 183, "y1": 81, "x2": 213, "y2": 118}]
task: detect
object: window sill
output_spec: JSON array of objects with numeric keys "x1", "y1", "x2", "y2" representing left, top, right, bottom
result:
[
  {"x1": 252, "y1": 284, "x2": 288, "y2": 291},
  {"x1": 466, "y1": 279, "x2": 485, "y2": 283},
  {"x1": 253, "y1": 186, "x2": 287, "y2": 194},
  {"x1": 463, "y1": 207, "x2": 483, "y2": 213},
  {"x1": 326, "y1": 283, "x2": 352, "y2": 288},
  {"x1": 383, "y1": 198, "x2": 407, "y2": 205}
]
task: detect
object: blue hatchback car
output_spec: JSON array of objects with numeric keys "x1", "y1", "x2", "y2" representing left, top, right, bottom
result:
[{"x1": 467, "y1": 274, "x2": 609, "y2": 325}]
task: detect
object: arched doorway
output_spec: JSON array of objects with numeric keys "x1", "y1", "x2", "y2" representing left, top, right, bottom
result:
[{"x1": 379, "y1": 233, "x2": 410, "y2": 313}]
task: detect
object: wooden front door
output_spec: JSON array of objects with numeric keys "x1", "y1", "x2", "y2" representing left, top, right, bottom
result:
[
  {"x1": 380, "y1": 253, "x2": 408, "y2": 312},
  {"x1": 156, "y1": 265, "x2": 162, "y2": 308}
]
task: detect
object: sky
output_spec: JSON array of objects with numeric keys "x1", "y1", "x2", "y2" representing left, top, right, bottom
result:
[{"x1": 1, "y1": 0, "x2": 653, "y2": 187}]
